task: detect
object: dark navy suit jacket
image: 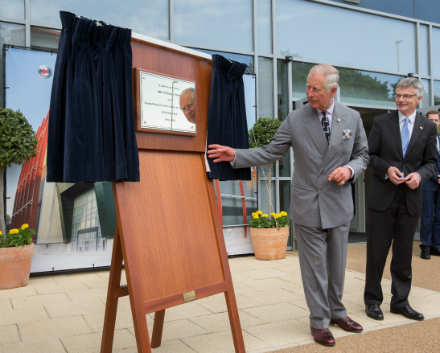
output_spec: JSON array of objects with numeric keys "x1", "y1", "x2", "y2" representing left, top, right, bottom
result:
[{"x1": 423, "y1": 133, "x2": 440, "y2": 192}]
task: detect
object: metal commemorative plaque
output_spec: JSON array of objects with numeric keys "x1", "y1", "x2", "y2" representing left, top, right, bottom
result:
[
  {"x1": 140, "y1": 71, "x2": 196, "y2": 134},
  {"x1": 182, "y1": 290, "x2": 196, "y2": 303}
]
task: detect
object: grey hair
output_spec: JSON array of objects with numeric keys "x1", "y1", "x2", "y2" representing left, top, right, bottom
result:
[
  {"x1": 396, "y1": 77, "x2": 424, "y2": 97},
  {"x1": 308, "y1": 64, "x2": 339, "y2": 92},
  {"x1": 180, "y1": 87, "x2": 195, "y2": 100}
]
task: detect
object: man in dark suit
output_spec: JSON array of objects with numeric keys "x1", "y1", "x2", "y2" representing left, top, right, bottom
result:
[
  {"x1": 420, "y1": 110, "x2": 440, "y2": 259},
  {"x1": 364, "y1": 78, "x2": 438, "y2": 322}
]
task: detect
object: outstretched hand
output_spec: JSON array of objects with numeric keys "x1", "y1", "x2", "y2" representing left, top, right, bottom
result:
[{"x1": 207, "y1": 144, "x2": 236, "y2": 163}]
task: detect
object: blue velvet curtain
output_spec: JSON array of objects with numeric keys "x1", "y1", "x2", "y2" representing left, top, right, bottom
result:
[
  {"x1": 47, "y1": 11, "x2": 139, "y2": 182},
  {"x1": 207, "y1": 55, "x2": 251, "y2": 181}
]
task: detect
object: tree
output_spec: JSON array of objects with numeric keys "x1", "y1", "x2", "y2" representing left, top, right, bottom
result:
[
  {"x1": 249, "y1": 117, "x2": 282, "y2": 217},
  {"x1": 0, "y1": 108, "x2": 38, "y2": 236}
]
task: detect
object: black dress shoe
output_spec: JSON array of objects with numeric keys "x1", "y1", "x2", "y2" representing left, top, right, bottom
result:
[
  {"x1": 365, "y1": 304, "x2": 384, "y2": 320},
  {"x1": 430, "y1": 247, "x2": 440, "y2": 256},
  {"x1": 390, "y1": 305, "x2": 424, "y2": 321},
  {"x1": 421, "y1": 248, "x2": 431, "y2": 259}
]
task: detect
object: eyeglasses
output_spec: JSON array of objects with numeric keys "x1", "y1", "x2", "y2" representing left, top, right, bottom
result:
[
  {"x1": 180, "y1": 103, "x2": 194, "y2": 112},
  {"x1": 393, "y1": 94, "x2": 417, "y2": 100}
]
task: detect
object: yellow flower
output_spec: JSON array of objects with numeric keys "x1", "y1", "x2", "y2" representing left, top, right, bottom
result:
[
  {"x1": 0, "y1": 231, "x2": 2, "y2": 236},
  {"x1": 275, "y1": 214, "x2": 281, "y2": 219},
  {"x1": 271, "y1": 213, "x2": 275, "y2": 216},
  {"x1": 262, "y1": 214, "x2": 268, "y2": 218},
  {"x1": 9, "y1": 229, "x2": 19, "y2": 235},
  {"x1": 280, "y1": 211, "x2": 288, "y2": 217},
  {"x1": 22, "y1": 224, "x2": 29, "y2": 229},
  {"x1": 256, "y1": 210, "x2": 263, "y2": 215},
  {"x1": 252, "y1": 212, "x2": 257, "y2": 217},
  {"x1": 253, "y1": 215, "x2": 259, "y2": 219}
]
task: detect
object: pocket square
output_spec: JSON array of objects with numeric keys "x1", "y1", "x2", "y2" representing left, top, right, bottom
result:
[{"x1": 343, "y1": 129, "x2": 353, "y2": 140}]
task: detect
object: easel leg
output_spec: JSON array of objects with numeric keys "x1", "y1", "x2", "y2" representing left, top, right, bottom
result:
[
  {"x1": 225, "y1": 289, "x2": 246, "y2": 352},
  {"x1": 100, "y1": 227, "x2": 124, "y2": 353},
  {"x1": 151, "y1": 310, "x2": 165, "y2": 348}
]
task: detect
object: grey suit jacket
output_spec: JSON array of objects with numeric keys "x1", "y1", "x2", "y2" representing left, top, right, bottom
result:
[{"x1": 235, "y1": 102, "x2": 369, "y2": 229}]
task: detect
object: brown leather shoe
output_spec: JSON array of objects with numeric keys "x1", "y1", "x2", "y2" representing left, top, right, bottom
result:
[
  {"x1": 330, "y1": 316, "x2": 363, "y2": 333},
  {"x1": 310, "y1": 327, "x2": 335, "y2": 346}
]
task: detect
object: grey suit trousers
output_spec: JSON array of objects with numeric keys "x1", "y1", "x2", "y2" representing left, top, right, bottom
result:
[{"x1": 295, "y1": 222, "x2": 349, "y2": 328}]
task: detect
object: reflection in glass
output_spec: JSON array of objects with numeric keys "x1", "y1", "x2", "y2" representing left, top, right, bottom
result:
[
  {"x1": 434, "y1": 81, "x2": 440, "y2": 105},
  {"x1": 175, "y1": 0, "x2": 252, "y2": 52},
  {"x1": 421, "y1": 79, "x2": 430, "y2": 108},
  {"x1": 279, "y1": 149, "x2": 291, "y2": 178},
  {"x1": 0, "y1": 0, "x2": 24, "y2": 19},
  {"x1": 30, "y1": 0, "x2": 169, "y2": 40},
  {"x1": 419, "y1": 25, "x2": 429, "y2": 76},
  {"x1": 0, "y1": 23, "x2": 25, "y2": 107},
  {"x1": 193, "y1": 49, "x2": 254, "y2": 74},
  {"x1": 433, "y1": 28, "x2": 440, "y2": 78},
  {"x1": 277, "y1": 59, "x2": 288, "y2": 121},
  {"x1": 257, "y1": 0, "x2": 272, "y2": 54},
  {"x1": 291, "y1": 61, "x2": 314, "y2": 101},
  {"x1": 277, "y1": 0, "x2": 415, "y2": 73},
  {"x1": 258, "y1": 57, "x2": 273, "y2": 118},
  {"x1": 31, "y1": 27, "x2": 60, "y2": 49},
  {"x1": 218, "y1": 179, "x2": 257, "y2": 226},
  {"x1": 338, "y1": 68, "x2": 404, "y2": 107}
]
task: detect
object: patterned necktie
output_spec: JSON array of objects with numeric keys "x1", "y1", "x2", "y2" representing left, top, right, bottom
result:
[
  {"x1": 321, "y1": 111, "x2": 331, "y2": 144},
  {"x1": 401, "y1": 117, "x2": 410, "y2": 158}
]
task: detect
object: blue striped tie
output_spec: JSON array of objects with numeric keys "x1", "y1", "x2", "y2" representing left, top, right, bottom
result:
[{"x1": 401, "y1": 117, "x2": 410, "y2": 158}]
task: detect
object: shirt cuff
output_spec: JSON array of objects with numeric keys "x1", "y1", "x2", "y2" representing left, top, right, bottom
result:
[
  {"x1": 230, "y1": 155, "x2": 236, "y2": 167},
  {"x1": 345, "y1": 165, "x2": 355, "y2": 180}
]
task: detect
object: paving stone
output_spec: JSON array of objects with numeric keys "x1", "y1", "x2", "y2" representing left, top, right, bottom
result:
[
  {"x1": 12, "y1": 292, "x2": 71, "y2": 309},
  {"x1": 0, "y1": 339, "x2": 66, "y2": 353},
  {"x1": 231, "y1": 282, "x2": 255, "y2": 294},
  {"x1": 84, "y1": 308, "x2": 144, "y2": 333},
  {"x1": 0, "y1": 286, "x2": 38, "y2": 300},
  {"x1": 182, "y1": 330, "x2": 270, "y2": 353},
  {"x1": 0, "y1": 306, "x2": 49, "y2": 325},
  {"x1": 82, "y1": 279, "x2": 109, "y2": 289},
  {"x1": 243, "y1": 277, "x2": 296, "y2": 291},
  {"x1": 52, "y1": 273, "x2": 103, "y2": 284},
  {"x1": 240, "y1": 268, "x2": 291, "y2": 280},
  {"x1": 230, "y1": 272, "x2": 254, "y2": 283},
  {"x1": 61, "y1": 329, "x2": 135, "y2": 353},
  {"x1": 34, "y1": 281, "x2": 89, "y2": 295},
  {"x1": 189, "y1": 310, "x2": 266, "y2": 332},
  {"x1": 242, "y1": 302, "x2": 309, "y2": 323},
  {"x1": 236, "y1": 258, "x2": 285, "y2": 270},
  {"x1": 243, "y1": 318, "x2": 311, "y2": 347},
  {"x1": 0, "y1": 298, "x2": 12, "y2": 312},
  {"x1": 241, "y1": 288, "x2": 304, "y2": 305},
  {"x1": 276, "y1": 274, "x2": 303, "y2": 284},
  {"x1": 45, "y1": 299, "x2": 105, "y2": 318},
  {"x1": 160, "y1": 318, "x2": 207, "y2": 341},
  {"x1": 164, "y1": 301, "x2": 212, "y2": 321},
  {"x1": 66, "y1": 287, "x2": 108, "y2": 302},
  {"x1": 0, "y1": 325, "x2": 21, "y2": 346},
  {"x1": 100, "y1": 296, "x2": 131, "y2": 311},
  {"x1": 227, "y1": 260, "x2": 253, "y2": 273},
  {"x1": 114, "y1": 339, "x2": 197, "y2": 353},
  {"x1": 276, "y1": 265, "x2": 302, "y2": 274},
  {"x1": 27, "y1": 276, "x2": 57, "y2": 287},
  {"x1": 19, "y1": 316, "x2": 93, "y2": 342}
]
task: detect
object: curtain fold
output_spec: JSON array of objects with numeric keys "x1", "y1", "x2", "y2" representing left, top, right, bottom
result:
[
  {"x1": 47, "y1": 11, "x2": 139, "y2": 182},
  {"x1": 207, "y1": 55, "x2": 251, "y2": 181}
]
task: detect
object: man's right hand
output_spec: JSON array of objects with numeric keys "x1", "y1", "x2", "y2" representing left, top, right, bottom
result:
[
  {"x1": 437, "y1": 175, "x2": 440, "y2": 185},
  {"x1": 387, "y1": 166, "x2": 408, "y2": 185},
  {"x1": 207, "y1": 144, "x2": 236, "y2": 163}
]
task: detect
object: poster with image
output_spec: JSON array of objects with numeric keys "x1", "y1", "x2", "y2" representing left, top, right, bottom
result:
[{"x1": 5, "y1": 46, "x2": 116, "y2": 273}]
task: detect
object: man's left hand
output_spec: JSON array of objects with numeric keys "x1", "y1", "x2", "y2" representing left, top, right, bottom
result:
[
  {"x1": 329, "y1": 166, "x2": 351, "y2": 186},
  {"x1": 405, "y1": 172, "x2": 421, "y2": 189}
]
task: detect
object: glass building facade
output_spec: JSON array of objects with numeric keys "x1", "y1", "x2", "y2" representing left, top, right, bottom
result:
[{"x1": 2, "y1": 0, "x2": 440, "y2": 250}]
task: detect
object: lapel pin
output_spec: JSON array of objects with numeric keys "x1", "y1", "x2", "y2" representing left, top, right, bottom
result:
[
  {"x1": 337, "y1": 118, "x2": 340, "y2": 122},
  {"x1": 420, "y1": 126, "x2": 423, "y2": 130}
]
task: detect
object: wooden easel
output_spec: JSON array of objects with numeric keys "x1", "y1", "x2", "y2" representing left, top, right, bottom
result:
[{"x1": 100, "y1": 35, "x2": 245, "y2": 353}]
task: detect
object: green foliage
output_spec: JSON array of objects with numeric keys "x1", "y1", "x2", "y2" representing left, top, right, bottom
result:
[
  {"x1": 249, "y1": 211, "x2": 290, "y2": 229},
  {"x1": 249, "y1": 117, "x2": 282, "y2": 148},
  {"x1": 0, "y1": 108, "x2": 38, "y2": 167},
  {"x1": 0, "y1": 226, "x2": 34, "y2": 248}
]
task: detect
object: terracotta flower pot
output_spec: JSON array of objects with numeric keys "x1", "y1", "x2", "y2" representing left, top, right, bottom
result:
[
  {"x1": 250, "y1": 227, "x2": 289, "y2": 260},
  {"x1": 0, "y1": 243, "x2": 34, "y2": 290}
]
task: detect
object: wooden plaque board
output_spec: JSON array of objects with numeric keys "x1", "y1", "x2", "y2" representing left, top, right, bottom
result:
[{"x1": 100, "y1": 36, "x2": 245, "y2": 353}]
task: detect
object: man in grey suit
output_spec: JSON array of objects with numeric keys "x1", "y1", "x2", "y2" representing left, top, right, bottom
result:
[{"x1": 208, "y1": 64, "x2": 369, "y2": 347}]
